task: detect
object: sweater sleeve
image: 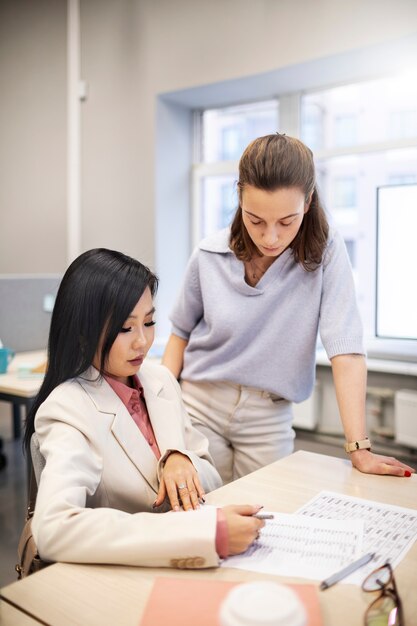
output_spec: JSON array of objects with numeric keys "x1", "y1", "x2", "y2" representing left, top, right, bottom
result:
[
  {"x1": 169, "y1": 249, "x2": 204, "y2": 340},
  {"x1": 319, "y1": 230, "x2": 365, "y2": 359}
]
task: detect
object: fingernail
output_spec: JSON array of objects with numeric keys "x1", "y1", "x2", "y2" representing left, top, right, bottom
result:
[
  {"x1": 173, "y1": 505, "x2": 180, "y2": 512},
  {"x1": 254, "y1": 504, "x2": 264, "y2": 511},
  {"x1": 404, "y1": 470, "x2": 412, "y2": 477}
]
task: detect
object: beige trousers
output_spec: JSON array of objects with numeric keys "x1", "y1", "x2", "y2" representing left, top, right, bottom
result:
[{"x1": 180, "y1": 379, "x2": 294, "y2": 484}]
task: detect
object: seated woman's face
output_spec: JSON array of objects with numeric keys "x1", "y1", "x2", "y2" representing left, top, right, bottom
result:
[{"x1": 94, "y1": 287, "x2": 156, "y2": 384}]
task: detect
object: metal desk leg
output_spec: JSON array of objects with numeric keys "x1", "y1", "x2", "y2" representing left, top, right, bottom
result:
[
  {"x1": 13, "y1": 403, "x2": 22, "y2": 439},
  {"x1": 0, "y1": 437, "x2": 7, "y2": 470}
]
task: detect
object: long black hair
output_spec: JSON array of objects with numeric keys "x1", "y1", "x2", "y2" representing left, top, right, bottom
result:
[{"x1": 24, "y1": 248, "x2": 158, "y2": 453}]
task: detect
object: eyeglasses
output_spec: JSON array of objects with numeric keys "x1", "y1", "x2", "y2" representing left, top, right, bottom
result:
[{"x1": 362, "y1": 562, "x2": 403, "y2": 626}]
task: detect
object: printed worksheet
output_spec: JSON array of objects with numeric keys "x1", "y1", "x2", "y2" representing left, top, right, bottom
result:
[
  {"x1": 221, "y1": 513, "x2": 364, "y2": 580},
  {"x1": 296, "y1": 491, "x2": 417, "y2": 584}
]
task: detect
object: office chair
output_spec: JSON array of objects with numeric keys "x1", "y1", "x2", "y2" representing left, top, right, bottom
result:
[
  {"x1": 30, "y1": 432, "x2": 45, "y2": 486},
  {"x1": 16, "y1": 433, "x2": 48, "y2": 578}
]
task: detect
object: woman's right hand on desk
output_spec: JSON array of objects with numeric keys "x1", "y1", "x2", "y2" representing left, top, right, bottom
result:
[{"x1": 222, "y1": 505, "x2": 265, "y2": 555}]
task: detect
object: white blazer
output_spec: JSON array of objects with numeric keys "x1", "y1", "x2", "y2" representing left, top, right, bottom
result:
[{"x1": 32, "y1": 360, "x2": 222, "y2": 568}]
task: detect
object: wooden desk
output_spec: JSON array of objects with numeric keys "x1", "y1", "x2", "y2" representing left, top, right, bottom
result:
[
  {"x1": 0, "y1": 351, "x2": 45, "y2": 439},
  {"x1": 0, "y1": 602, "x2": 41, "y2": 625},
  {"x1": 0, "y1": 451, "x2": 416, "y2": 626}
]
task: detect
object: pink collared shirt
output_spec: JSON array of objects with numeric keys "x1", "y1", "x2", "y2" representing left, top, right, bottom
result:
[
  {"x1": 104, "y1": 374, "x2": 228, "y2": 558},
  {"x1": 104, "y1": 374, "x2": 161, "y2": 459}
]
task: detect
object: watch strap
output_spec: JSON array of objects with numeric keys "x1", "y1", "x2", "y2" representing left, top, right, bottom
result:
[{"x1": 344, "y1": 438, "x2": 371, "y2": 453}]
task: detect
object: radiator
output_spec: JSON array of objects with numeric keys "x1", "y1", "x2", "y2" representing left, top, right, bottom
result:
[{"x1": 394, "y1": 389, "x2": 417, "y2": 448}]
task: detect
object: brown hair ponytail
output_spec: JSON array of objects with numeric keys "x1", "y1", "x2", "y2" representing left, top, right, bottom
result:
[{"x1": 230, "y1": 134, "x2": 329, "y2": 271}]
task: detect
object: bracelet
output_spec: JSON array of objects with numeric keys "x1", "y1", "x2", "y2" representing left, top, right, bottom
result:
[{"x1": 344, "y1": 438, "x2": 372, "y2": 453}]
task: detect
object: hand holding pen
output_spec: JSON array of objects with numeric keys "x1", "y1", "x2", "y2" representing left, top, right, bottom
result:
[{"x1": 221, "y1": 505, "x2": 270, "y2": 556}]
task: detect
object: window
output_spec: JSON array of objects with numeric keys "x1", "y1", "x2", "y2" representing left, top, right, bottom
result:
[
  {"x1": 202, "y1": 101, "x2": 279, "y2": 163},
  {"x1": 389, "y1": 110, "x2": 417, "y2": 140},
  {"x1": 193, "y1": 100, "x2": 279, "y2": 241},
  {"x1": 300, "y1": 101, "x2": 324, "y2": 151},
  {"x1": 376, "y1": 184, "x2": 417, "y2": 341},
  {"x1": 200, "y1": 175, "x2": 236, "y2": 237},
  {"x1": 334, "y1": 115, "x2": 357, "y2": 147},
  {"x1": 192, "y1": 74, "x2": 417, "y2": 354},
  {"x1": 333, "y1": 176, "x2": 357, "y2": 208},
  {"x1": 301, "y1": 75, "x2": 417, "y2": 149},
  {"x1": 300, "y1": 78, "x2": 417, "y2": 348}
]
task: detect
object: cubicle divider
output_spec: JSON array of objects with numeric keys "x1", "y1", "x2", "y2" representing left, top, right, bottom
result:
[
  {"x1": 0, "y1": 275, "x2": 61, "y2": 442},
  {"x1": 0, "y1": 275, "x2": 61, "y2": 353}
]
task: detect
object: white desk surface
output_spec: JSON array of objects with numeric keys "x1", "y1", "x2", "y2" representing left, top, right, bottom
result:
[
  {"x1": 0, "y1": 351, "x2": 46, "y2": 398},
  {"x1": 1, "y1": 451, "x2": 416, "y2": 626}
]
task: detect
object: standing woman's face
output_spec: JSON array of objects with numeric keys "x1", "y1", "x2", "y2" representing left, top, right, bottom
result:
[
  {"x1": 93, "y1": 287, "x2": 156, "y2": 385},
  {"x1": 241, "y1": 185, "x2": 310, "y2": 258}
]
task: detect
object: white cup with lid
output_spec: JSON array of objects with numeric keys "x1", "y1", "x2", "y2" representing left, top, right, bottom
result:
[{"x1": 219, "y1": 581, "x2": 307, "y2": 626}]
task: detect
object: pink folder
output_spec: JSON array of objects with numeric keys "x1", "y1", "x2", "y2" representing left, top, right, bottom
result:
[{"x1": 140, "y1": 577, "x2": 322, "y2": 626}]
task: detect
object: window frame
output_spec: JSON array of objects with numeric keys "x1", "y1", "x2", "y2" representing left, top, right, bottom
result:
[{"x1": 191, "y1": 80, "x2": 417, "y2": 358}]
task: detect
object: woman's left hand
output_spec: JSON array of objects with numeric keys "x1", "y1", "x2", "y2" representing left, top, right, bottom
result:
[
  {"x1": 155, "y1": 452, "x2": 205, "y2": 511},
  {"x1": 350, "y1": 449, "x2": 415, "y2": 477}
]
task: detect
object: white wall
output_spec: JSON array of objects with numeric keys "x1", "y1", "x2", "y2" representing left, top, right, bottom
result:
[
  {"x1": 0, "y1": 0, "x2": 67, "y2": 273},
  {"x1": 1, "y1": 0, "x2": 417, "y2": 274},
  {"x1": 140, "y1": 0, "x2": 417, "y2": 92},
  {"x1": 79, "y1": 1, "x2": 155, "y2": 266}
]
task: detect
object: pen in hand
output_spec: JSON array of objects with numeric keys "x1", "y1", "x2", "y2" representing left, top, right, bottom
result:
[
  {"x1": 253, "y1": 513, "x2": 274, "y2": 520},
  {"x1": 320, "y1": 552, "x2": 375, "y2": 591}
]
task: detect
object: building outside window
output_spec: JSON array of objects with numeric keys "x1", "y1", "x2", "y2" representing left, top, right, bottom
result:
[
  {"x1": 202, "y1": 101, "x2": 279, "y2": 163},
  {"x1": 193, "y1": 100, "x2": 279, "y2": 242},
  {"x1": 334, "y1": 114, "x2": 358, "y2": 147}
]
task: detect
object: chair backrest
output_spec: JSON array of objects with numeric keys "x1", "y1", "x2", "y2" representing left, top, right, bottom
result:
[
  {"x1": 16, "y1": 433, "x2": 50, "y2": 579},
  {"x1": 30, "y1": 433, "x2": 46, "y2": 486}
]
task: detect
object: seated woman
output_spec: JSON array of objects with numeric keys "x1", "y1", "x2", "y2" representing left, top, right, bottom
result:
[{"x1": 24, "y1": 248, "x2": 264, "y2": 568}]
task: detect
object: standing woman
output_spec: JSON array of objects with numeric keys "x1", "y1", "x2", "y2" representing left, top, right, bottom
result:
[{"x1": 163, "y1": 133, "x2": 414, "y2": 484}]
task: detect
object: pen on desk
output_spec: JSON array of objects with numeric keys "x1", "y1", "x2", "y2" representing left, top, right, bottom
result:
[
  {"x1": 253, "y1": 513, "x2": 274, "y2": 520},
  {"x1": 320, "y1": 552, "x2": 375, "y2": 591}
]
